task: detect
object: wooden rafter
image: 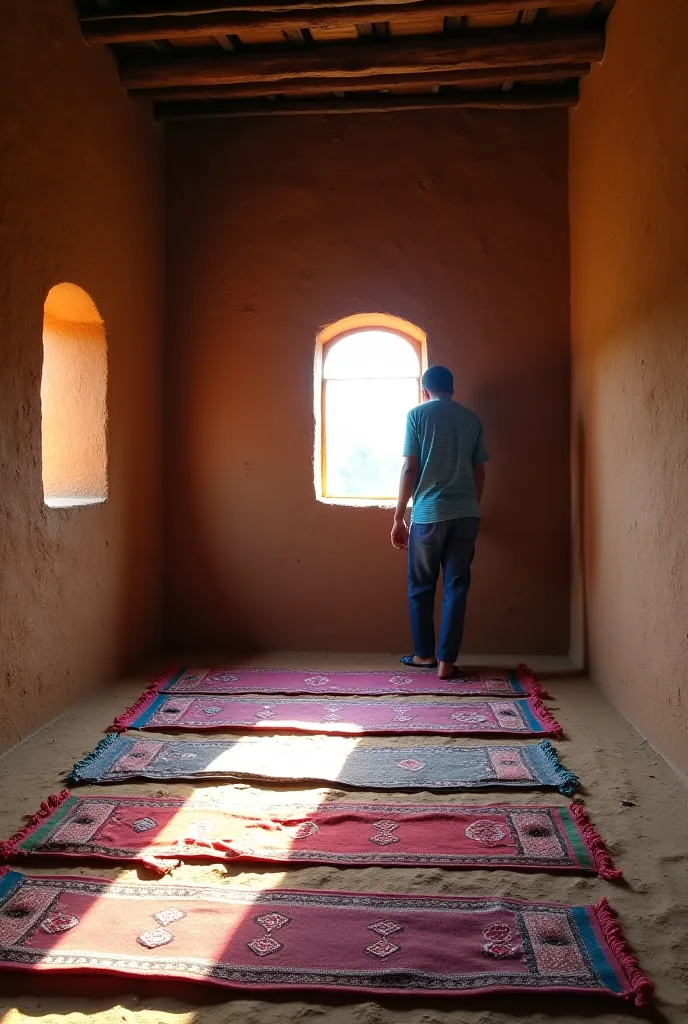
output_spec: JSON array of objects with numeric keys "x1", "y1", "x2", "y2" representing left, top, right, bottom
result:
[
  {"x1": 81, "y1": 1, "x2": 599, "y2": 43},
  {"x1": 120, "y1": 29, "x2": 604, "y2": 89},
  {"x1": 155, "y1": 84, "x2": 579, "y2": 120},
  {"x1": 139, "y1": 62, "x2": 589, "y2": 102}
]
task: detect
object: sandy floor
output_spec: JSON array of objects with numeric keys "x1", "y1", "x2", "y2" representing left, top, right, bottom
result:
[{"x1": 0, "y1": 653, "x2": 686, "y2": 1024}]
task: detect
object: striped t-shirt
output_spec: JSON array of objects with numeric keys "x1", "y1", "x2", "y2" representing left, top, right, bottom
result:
[{"x1": 403, "y1": 398, "x2": 489, "y2": 524}]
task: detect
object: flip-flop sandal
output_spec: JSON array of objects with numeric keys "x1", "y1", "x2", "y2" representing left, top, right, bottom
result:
[{"x1": 400, "y1": 655, "x2": 438, "y2": 669}]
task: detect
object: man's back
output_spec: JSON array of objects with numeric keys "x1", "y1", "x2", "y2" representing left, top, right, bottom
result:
[{"x1": 403, "y1": 398, "x2": 488, "y2": 524}]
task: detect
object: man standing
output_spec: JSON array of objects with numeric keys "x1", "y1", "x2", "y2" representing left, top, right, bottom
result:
[{"x1": 391, "y1": 365, "x2": 488, "y2": 680}]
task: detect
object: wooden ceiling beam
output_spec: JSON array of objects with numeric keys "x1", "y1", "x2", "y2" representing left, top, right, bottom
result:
[
  {"x1": 120, "y1": 29, "x2": 604, "y2": 89},
  {"x1": 82, "y1": 1, "x2": 599, "y2": 43},
  {"x1": 136, "y1": 62, "x2": 589, "y2": 102},
  {"x1": 154, "y1": 84, "x2": 579, "y2": 120}
]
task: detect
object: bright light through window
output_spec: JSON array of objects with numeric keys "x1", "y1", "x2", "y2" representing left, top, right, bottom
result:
[
  {"x1": 321, "y1": 328, "x2": 422, "y2": 501},
  {"x1": 41, "y1": 283, "x2": 108, "y2": 509}
]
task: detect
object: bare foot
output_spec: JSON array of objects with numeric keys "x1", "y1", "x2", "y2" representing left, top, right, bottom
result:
[
  {"x1": 408, "y1": 656, "x2": 436, "y2": 666},
  {"x1": 438, "y1": 660, "x2": 459, "y2": 679}
]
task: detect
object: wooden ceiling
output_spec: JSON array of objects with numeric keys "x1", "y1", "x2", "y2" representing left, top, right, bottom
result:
[{"x1": 75, "y1": 1, "x2": 615, "y2": 121}]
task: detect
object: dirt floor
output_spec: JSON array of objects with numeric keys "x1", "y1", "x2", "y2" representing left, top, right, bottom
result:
[{"x1": 0, "y1": 653, "x2": 686, "y2": 1023}]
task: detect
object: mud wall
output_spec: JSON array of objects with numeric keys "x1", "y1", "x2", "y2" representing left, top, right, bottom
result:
[
  {"x1": 165, "y1": 110, "x2": 570, "y2": 655},
  {"x1": 570, "y1": 0, "x2": 688, "y2": 773},
  {"x1": 0, "y1": 1, "x2": 164, "y2": 750}
]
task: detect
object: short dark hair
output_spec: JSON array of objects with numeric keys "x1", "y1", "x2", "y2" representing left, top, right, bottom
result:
[{"x1": 422, "y1": 365, "x2": 454, "y2": 395}]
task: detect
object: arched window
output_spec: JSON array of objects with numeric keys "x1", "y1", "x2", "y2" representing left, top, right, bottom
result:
[
  {"x1": 315, "y1": 314, "x2": 426, "y2": 503},
  {"x1": 41, "y1": 283, "x2": 108, "y2": 508}
]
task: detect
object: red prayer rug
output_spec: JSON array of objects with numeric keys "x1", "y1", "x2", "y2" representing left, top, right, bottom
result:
[
  {"x1": 112, "y1": 693, "x2": 563, "y2": 737},
  {"x1": 152, "y1": 664, "x2": 547, "y2": 698},
  {"x1": 70, "y1": 735, "x2": 580, "y2": 793},
  {"x1": 0, "y1": 869, "x2": 651, "y2": 1005},
  {"x1": 1, "y1": 793, "x2": 621, "y2": 879}
]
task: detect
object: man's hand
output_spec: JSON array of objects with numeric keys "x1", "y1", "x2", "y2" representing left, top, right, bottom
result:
[
  {"x1": 391, "y1": 518, "x2": 409, "y2": 550},
  {"x1": 391, "y1": 455, "x2": 418, "y2": 550}
]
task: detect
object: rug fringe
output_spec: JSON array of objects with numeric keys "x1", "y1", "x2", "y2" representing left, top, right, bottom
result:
[
  {"x1": 529, "y1": 697, "x2": 564, "y2": 738},
  {"x1": 0, "y1": 790, "x2": 71, "y2": 861},
  {"x1": 538, "y1": 740, "x2": 580, "y2": 795},
  {"x1": 594, "y1": 897, "x2": 654, "y2": 1006},
  {"x1": 70, "y1": 733, "x2": 120, "y2": 782},
  {"x1": 110, "y1": 683, "x2": 160, "y2": 732},
  {"x1": 515, "y1": 663, "x2": 550, "y2": 699},
  {"x1": 568, "y1": 803, "x2": 622, "y2": 881}
]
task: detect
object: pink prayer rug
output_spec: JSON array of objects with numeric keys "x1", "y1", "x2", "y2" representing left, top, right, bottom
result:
[
  {"x1": 112, "y1": 693, "x2": 563, "y2": 737},
  {"x1": 0, "y1": 869, "x2": 651, "y2": 1005},
  {"x1": 152, "y1": 664, "x2": 547, "y2": 698},
  {"x1": 1, "y1": 793, "x2": 621, "y2": 880}
]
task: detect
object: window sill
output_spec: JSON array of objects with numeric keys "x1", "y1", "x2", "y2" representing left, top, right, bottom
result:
[
  {"x1": 317, "y1": 496, "x2": 396, "y2": 508},
  {"x1": 44, "y1": 496, "x2": 107, "y2": 508}
]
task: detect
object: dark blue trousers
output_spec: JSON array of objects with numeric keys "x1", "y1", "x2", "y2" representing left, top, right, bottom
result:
[{"x1": 407, "y1": 517, "x2": 479, "y2": 663}]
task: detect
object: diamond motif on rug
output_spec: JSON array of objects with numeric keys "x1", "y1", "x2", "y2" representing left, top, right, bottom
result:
[
  {"x1": 40, "y1": 912, "x2": 78, "y2": 934},
  {"x1": 365, "y1": 939, "x2": 400, "y2": 959},
  {"x1": 368, "y1": 920, "x2": 403, "y2": 936},
  {"x1": 187, "y1": 820, "x2": 215, "y2": 837},
  {"x1": 255, "y1": 912, "x2": 291, "y2": 933},
  {"x1": 483, "y1": 941, "x2": 518, "y2": 958},
  {"x1": 369, "y1": 833, "x2": 400, "y2": 846},
  {"x1": 247, "y1": 936, "x2": 283, "y2": 957},
  {"x1": 154, "y1": 908, "x2": 186, "y2": 926},
  {"x1": 304, "y1": 676, "x2": 329, "y2": 685},
  {"x1": 202, "y1": 707, "x2": 223, "y2": 715},
  {"x1": 396, "y1": 758, "x2": 426, "y2": 772},
  {"x1": 284, "y1": 821, "x2": 319, "y2": 840},
  {"x1": 369, "y1": 819, "x2": 400, "y2": 846},
  {"x1": 482, "y1": 923, "x2": 518, "y2": 958},
  {"x1": 131, "y1": 817, "x2": 157, "y2": 833},
  {"x1": 465, "y1": 820, "x2": 507, "y2": 845},
  {"x1": 137, "y1": 927, "x2": 174, "y2": 948}
]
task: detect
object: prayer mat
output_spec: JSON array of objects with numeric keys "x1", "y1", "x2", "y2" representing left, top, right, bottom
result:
[
  {"x1": 1, "y1": 794, "x2": 620, "y2": 879},
  {"x1": 111, "y1": 693, "x2": 563, "y2": 738},
  {"x1": 152, "y1": 664, "x2": 547, "y2": 698},
  {"x1": 70, "y1": 734, "x2": 580, "y2": 794},
  {"x1": 0, "y1": 869, "x2": 651, "y2": 1005}
]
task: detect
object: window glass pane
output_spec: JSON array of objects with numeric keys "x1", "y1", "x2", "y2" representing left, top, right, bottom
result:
[
  {"x1": 324, "y1": 377, "x2": 419, "y2": 498},
  {"x1": 323, "y1": 330, "x2": 420, "y2": 380}
]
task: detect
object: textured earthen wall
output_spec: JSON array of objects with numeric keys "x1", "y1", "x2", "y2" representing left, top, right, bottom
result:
[
  {"x1": 165, "y1": 111, "x2": 570, "y2": 654},
  {"x1": 570, "y1": 0, "x2": 688, "y2": 774},
  {"x1": 0, "y1": 1, "x2": 164, "y2": 751}
]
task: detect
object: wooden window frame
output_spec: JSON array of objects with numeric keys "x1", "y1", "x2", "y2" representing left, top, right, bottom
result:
[{"x1": 314, "y1": 313, "x2": 427, "y2": 505}]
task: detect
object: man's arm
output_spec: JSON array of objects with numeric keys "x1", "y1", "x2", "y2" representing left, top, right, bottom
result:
[
  {"x1": 391, "y1": 455, "x2": 418, "y2": 549},
  {"x1": 473, "y1": 421, "x2": 488, "y2": 507},
  {"x1": 474, "y1": 462, "x2": 486, "y2": 506}
]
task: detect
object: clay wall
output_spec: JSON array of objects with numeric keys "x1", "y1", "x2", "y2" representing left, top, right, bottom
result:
[
  {"x1": 165, "y1": 110, "x2": 571, "y2": 654},
  {"x1": 570, "y1": 0, "x2": 688, "y2": 773},
  {"x1": 0, "y1": 2, "x2": 164, "y2": 750}
]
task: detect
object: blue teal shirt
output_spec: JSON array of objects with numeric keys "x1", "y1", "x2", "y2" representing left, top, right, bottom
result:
[{"x1": 403, "y1": 399, "x2": 489, "y2": 524}]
